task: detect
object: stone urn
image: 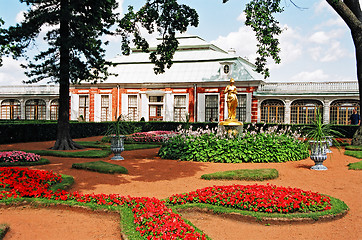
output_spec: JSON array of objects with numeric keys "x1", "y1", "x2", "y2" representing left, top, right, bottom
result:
[
  {"x1": 323, "y1": 136, "x2": 333, "y2": 153},
  {"x1": 110, "y1": 135, "x2": 125, "y2": 160},
  {"x1": 309, "y1": 140, "x2": 328, "y2": 170}
]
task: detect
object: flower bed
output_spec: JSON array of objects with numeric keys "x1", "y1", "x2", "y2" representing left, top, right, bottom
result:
[
  {"x1": 0, "y1": 167, "x2": 345, "y2": 239},
  {"x1": 0, "y1": 167, "x2": 206, "y2": 239},
  {"x1": 159, "y1": 125, "x2": 309, "y2": 163},
  {"x1": 125, "y1": 131, "x2": 177, "y2": 143},
  {"x1": 167, "y1": 184, "x2": 331, "y2": 213},
  {"x1": 0, "y1": 151, "x2": 41, "y2": 163}
]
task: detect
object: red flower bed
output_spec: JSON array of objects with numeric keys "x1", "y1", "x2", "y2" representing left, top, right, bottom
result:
[
  {"x1": 0, "y1": 168, "x2": 333, "y2": 239},
  {"x1": 167, "y1": 184, "x2": 331, "y2": 213},
  {"x1": 0, "y1": 167, "x2": 205, "y2": 239}
]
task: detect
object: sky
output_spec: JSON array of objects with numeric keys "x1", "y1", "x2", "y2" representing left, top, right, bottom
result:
[{"x1": 0, "y1": 0, "x2": 359, "y2": 85}]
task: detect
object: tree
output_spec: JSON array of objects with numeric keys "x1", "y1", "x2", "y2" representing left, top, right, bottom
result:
[
  {"x1": 1, "y1": 0, "x2": 198, "y2": 150},
  {"x1": 223, "y1": 0, "x2": 362, "y2": 145}
]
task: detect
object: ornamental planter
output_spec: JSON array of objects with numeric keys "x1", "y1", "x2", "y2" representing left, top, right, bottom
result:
[
  {"x1": 110, "y1": 135, "x2": 125, "y2": 160},
  {"x1": 309, "y1": 140, "x2": 328, "y2": 170}
]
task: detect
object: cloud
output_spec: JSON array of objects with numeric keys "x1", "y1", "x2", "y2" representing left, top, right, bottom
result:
[
  {"x1": 0, "y1": 57, "x2": 27, "y2": 85},
  {"x1": 291, "y1": 69, "x2": 329, "y2": 81},
  {"x1": 15, "y1": 11, "x2": 25, "y2": 23}
]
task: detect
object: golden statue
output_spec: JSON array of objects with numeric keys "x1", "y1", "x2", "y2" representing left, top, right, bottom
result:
[
  {"x1": 224, "y1": 78, "x2": 238, "y2": 120},
  {"x1": 219, "y1": 78, "x2": 243, "y2": 135}
]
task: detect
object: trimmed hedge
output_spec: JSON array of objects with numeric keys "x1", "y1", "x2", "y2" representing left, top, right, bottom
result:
[{"x1": 0, "y1": 120, "x2": 357, "y2": 144}]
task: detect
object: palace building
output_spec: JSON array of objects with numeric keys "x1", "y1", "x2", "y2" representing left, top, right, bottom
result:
[{"x1": 0, "y1": 36, "x2": 359, "y2": 125}]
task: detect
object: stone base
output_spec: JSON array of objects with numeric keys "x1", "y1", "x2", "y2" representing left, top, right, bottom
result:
[
  {"x1": 311, "y1": 164, "x2": 328, "y2": 170},
  {"x1": 218, "y1": 119, "x2": 243, "y2": 136}
]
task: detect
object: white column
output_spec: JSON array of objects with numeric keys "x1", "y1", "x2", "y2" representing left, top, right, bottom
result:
[
  {"x1": 94, "y1": 94, "x2": 101, "y2": 122},
  {"x1": 45, "y1": 99, "x2": 51, "y2": 120},
  {"x1": 164, "y1": 91, "x2": 173, "y2": 121},
  {"x1": 323, "y1": 100, "x2": 331, "y2": 124},
  {"x1": 140, "y1": 92, "x2": 148, "y2": 121},
  {"x1": 20, "y1": 99, "x2": 25, "y2": 120},
  {"x1": 197, "y1": 93, "x2": 205, "y2": 122},
  {"x1": 284, "y1": 99, "x2": 291, "y2": 124},
  {"x1": 70, "y1": 93, "x2": 79, "y2": 121},
  {"x1": 246, "y1": 93, "x2": 252, "y2": 122}
]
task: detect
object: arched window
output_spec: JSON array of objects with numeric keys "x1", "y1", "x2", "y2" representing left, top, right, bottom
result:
[
  {"x1": 50, "y1": 99, "x2": 59, "y2": 120},
  {"x1": 25, "y1": 99, "x2": 46, "y2": 120},
  {"x1": 330, "y1": 100, "x2": 359, "y2": 125},
  {"x1": 291, "y1": 100, "x2": 323, "y2": 124},
  {"x1": 261, "y1": 99, "x2": 285, "y2": 123},
  {"x1": 1, "y1": 99, "x2": 21, "y2": 120}
]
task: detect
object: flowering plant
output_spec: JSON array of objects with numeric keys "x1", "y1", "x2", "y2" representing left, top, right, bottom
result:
[
  {"x1": 125, "y1": 131, "x2": 177, "y2": 143},
  {"x1": 159, "y1": 124, "x2": 309, "y2": 163},
  {"x1": 167, "y1": 184, "x2": 331, "y2": 213},
  {"x1": 0, "y1": 151, "x2": 41, "y2": 163}
]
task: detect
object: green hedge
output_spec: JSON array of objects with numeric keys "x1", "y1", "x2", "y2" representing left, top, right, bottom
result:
[{"x1": 0, "y1": 120, "x2": 357, "y2": 144}]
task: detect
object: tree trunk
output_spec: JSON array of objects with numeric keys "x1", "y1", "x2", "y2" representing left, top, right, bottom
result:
[
  {"x1": 351, "y1": 30, "x2": 362, "y2": 145},
  {"x1": 52, "y1": 0, "x2": 83, "y2": 150},
  {"x1": 326, "y1": 0, "x2": 362, "y2": 145}
]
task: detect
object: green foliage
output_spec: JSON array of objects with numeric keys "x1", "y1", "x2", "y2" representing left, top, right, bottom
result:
[
  {"x1": 244, "y1": 0, "x2": 283, "y2": 78},
  {"x1": 347, "y1": 161, "x2": 362, "y2": 170},
  {"x1": 201, "y1": 168, "x2": 278, "y2": 181},
  {"x1": 119, "y1": 0, "x2": 199, "y2": 74},
  {"x1": 158, "y1": 126, "x2": 309, "y2": 163},
  {"x1": 72, "y1": 161, "x2": 128, "y2": 174}
]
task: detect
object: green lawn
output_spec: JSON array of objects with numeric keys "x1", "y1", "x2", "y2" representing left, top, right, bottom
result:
[
  {"x1": 72, "y1": 161, "x2": 128, "y2": 174},
  {"x1": 201, "y1": 168, "x2": 279, "y2": 181}
]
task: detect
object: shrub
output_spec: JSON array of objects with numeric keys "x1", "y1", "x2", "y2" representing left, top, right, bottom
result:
[
  {"x1": 158, "y1": 125, "x2": 309, "y2": 163},
  {"x1": 0, "y1": 151, "x2": 41, "y2": 163}
]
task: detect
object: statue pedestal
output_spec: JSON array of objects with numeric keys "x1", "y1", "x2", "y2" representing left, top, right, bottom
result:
[{"x1": 218, "y1": 119, "x2": 243, "y2": 136}]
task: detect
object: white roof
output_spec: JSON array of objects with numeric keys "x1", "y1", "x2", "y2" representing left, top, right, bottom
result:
[{"x1": 106, "y1": 36, "x2": 263, "y2": 84}]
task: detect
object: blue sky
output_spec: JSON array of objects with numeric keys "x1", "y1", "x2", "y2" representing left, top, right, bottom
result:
[{"x1": 0, "y1": 0, "x2": 358, "y2": 85}]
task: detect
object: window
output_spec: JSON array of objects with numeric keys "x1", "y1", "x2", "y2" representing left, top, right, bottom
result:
[
  {"x1": 205, "y1": 95, "x2": 218, "y2": 121},
  {"x1": 223, "y1": 65, "x2": 230, "y2": 74},
  {"x1": 1, "y1": 99, "x2": 21, "y2": 120},
  {"x1": 79, "y1": 95, "x2": 89, "y2": 121},
  {"x1": 290, "y1": 100, "x2": 322, "y2": 124},
  {"x1": 149, "y1": 95, "x2": 164, "y2": 121},
  {"x1": 236, "y1": 95, "x2": 247, "y2": 122},
  {"x1": 330, "y1": 100, "x2": 359, "y2": 125},
  {"x1": 100, "y1": 95, "x2": 110, "y2": 121},
  {"x1": 174, "y1": 95, "x2": 187, "y2": 121},
  {"x1": 50, "y1": 99, "x2": 59, "y2": 120},
  {"x1": 25, "y1": 99, "x2": 46, "y2": 120},
  {"x1": 261, "y1": 99, "x2": 285, "y2": 123},
  {"x1": 128, "y1": 95, "x2": 138, "y2": 121}
]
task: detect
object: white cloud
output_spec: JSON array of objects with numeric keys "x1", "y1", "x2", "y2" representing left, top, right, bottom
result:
[
  {"x1": 211, "y1": 26, "x2": 258, "y2": 61},
  {"x1": 0, "y1": 57, "x2": 27, "y2": 85},
  {"x1": 291, "y1": 69, "x2": 329, "y2": 81},
  {"x1": 15, "y1": 11, "x2": 25, "y2": 23}
]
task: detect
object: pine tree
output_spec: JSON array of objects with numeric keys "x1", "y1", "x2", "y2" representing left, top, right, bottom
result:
[{"x1": 1, "y1": 0, "x2": 198, "y2": 149}]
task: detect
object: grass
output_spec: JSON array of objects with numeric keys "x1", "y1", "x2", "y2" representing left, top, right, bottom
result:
[
  {"x1": 347, "y1": 161, "x2": 362, "y2": 170},
  {"x1": 345, "y1": 145, "x2": 362, "y2": 151},
  {"x1": 21, "y1": 149, "x2": 112, "y2": 158},
  {"x1": 201, "y1": 168, "x2": 279, "y2": 181},
  {"x1": 0, "y1": 224, "x2": 9, "y2": 240},
  {"x1": 344, "y1": 150, "x2": 362, "y2": 159},
  {"x1": 50, "y1": 174, "x2": 75, "y2": 191},
  {"x1": 0, "y1": 158, "x2": 50, "y2": 167},
  {"x1": 72, "y1": 161, "x2": 128, "y2": 174}
]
